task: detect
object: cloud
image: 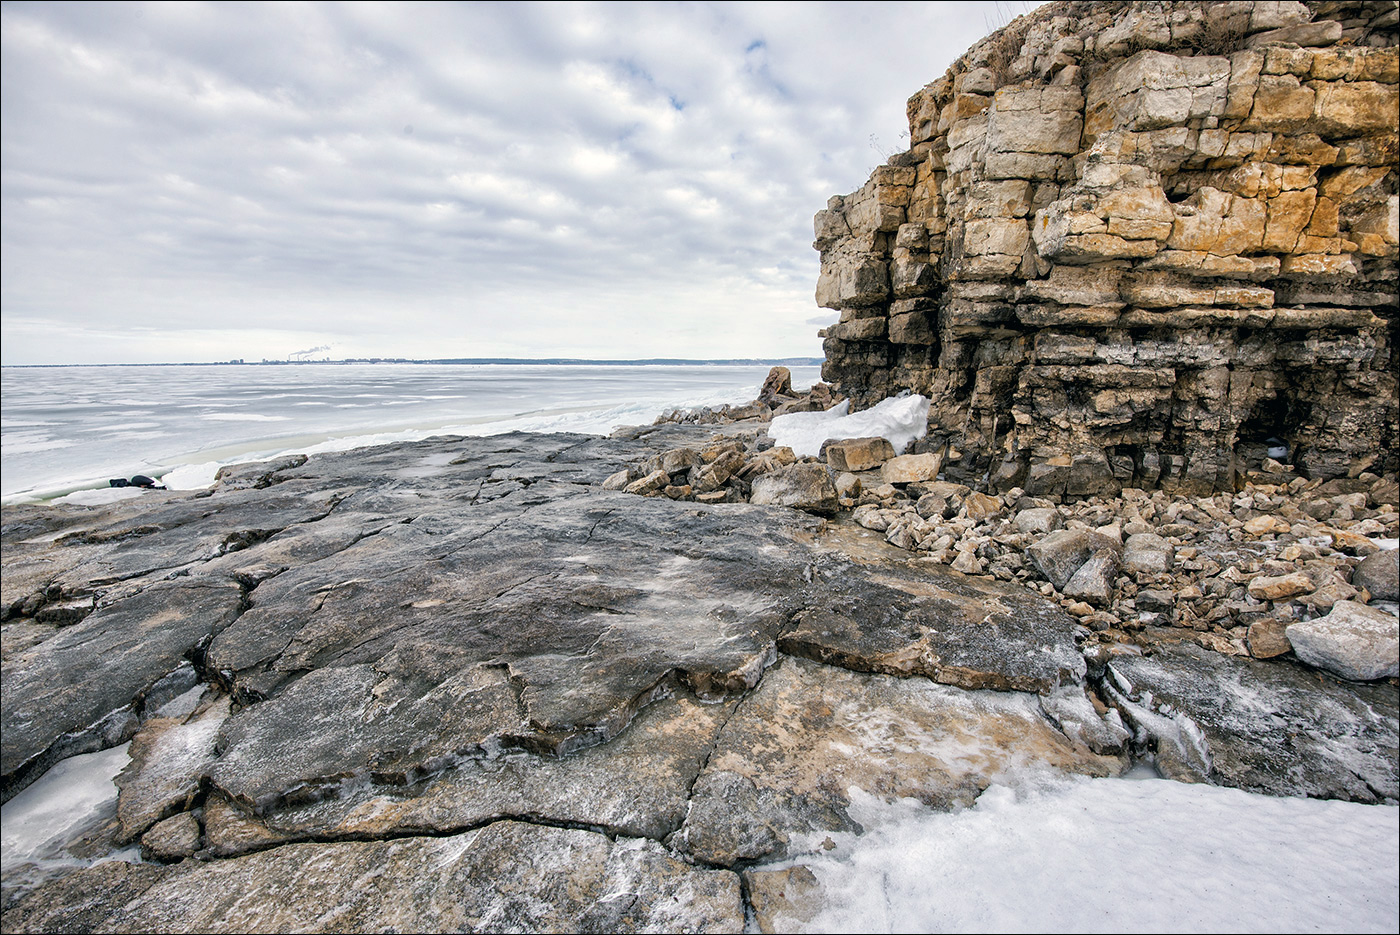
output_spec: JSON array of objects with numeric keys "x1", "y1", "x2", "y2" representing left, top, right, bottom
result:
[{"x1": 1, "y1": 1, "x2": 1024, "y2": 364}]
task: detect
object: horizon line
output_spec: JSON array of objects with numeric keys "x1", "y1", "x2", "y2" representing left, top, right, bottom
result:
[{"x1": 3, "y1": 356, "x2": 827, "y2": 369}]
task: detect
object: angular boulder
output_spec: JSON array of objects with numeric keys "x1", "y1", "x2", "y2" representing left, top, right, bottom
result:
[
  {"x1": 1286, "y1": 600, "x2": 1399, "y2": 681},
  {"x1": 749, "y1": 463, "x2": 839, "y2": 514}
]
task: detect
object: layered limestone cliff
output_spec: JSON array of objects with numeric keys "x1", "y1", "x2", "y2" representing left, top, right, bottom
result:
[{"x1": 815, "y1": 0, "x2": 1399, "y2": 498}]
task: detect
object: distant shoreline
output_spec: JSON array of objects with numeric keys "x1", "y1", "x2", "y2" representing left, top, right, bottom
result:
[{"x1": 3, "y1": 358, "x2": 824, "y2": 369}]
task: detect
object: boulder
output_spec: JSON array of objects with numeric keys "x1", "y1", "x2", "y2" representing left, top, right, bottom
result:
[
  {"x1": 749, "y1": 463, "x2": 839, "y2": 514},
  {"x1": 825, "y1": 436, "x2": 895, "y2": 472},
  {"x1": 758, "y1": 366, "x2": 793, "y2": 404},
  {"x1": 1122, "y1": 533, "x2": 1174, "y2": 576},
  {"x1": 1353, "y1": 551, "x2": 1399, "y2": 602},
  {"x1": 880, "y1": 453, "x2": 943, "y2": 484},
  {"x1": 1286, "y1": 601, "x2": 1399, "y2": 681}
]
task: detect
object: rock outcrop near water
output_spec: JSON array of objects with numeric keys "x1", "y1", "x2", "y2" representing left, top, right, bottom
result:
[
  {"x1": 817, "y1": 0, "x2": 1399, "y2": 497},
  {"x1": 2, "y1": 426, "x2": 1395, "y2": 932},
  {"x1": 3, "y1": 3, "x2": 1399, "y2": 931}
]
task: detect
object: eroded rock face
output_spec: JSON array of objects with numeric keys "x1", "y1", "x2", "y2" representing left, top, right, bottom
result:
[{"x1": 816, "y1": 0, "x2": 1399, "y2": 496}]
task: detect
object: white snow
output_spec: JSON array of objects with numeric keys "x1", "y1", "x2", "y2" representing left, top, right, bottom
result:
[
  {"x1": 768, "y1": 394, "x2": 931, "y2": 458},
  {"x1": 776, "y1": 775, "x2": 1399, "y2": 934},
  {"x1": 0, "y1": 743, "x2": 131, "y2": 868}
]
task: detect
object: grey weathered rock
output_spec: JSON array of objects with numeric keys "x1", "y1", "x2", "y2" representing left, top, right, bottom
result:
[
  {"x1": 1026, "y1": 529, "x2": 1094, "y2": 590},
  {"x1": 1354, "y1": 550, "x2": 1399, "y2": 601},
  {"x1": 1106, "y1": 643, "x2": 1397, "y2": 802},
  {"x1": 750, "y1": 463, "x2": 840, "y2": 514},
  {"x1": 1, "y1": 578, "x2": 244, "y2": 804},
  {"x1": 780, "y1": 534, "x2": 1087, "y2": 693},
  {"x1": 1286, "y1": 600, "x2": 1399, "y2": 681},
  {"x1": 5, "y1": 822, "x2": 745, "y2": 933},
  {"x1": 116, "y1": 698, "x2": 227, "y2": 841},
  {"x1": 202, "y1": 693, "x2": 736, "y2": 853}
]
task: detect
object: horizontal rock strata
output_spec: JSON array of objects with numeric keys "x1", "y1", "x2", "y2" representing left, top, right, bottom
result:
[{"x1": 816, "y1": 0, "x2": 1399, "y2": 496}]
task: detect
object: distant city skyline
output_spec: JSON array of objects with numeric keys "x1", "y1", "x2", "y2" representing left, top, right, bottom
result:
[{"x1": 2, "y1": 1, "x2": 1037, "y2": 365}]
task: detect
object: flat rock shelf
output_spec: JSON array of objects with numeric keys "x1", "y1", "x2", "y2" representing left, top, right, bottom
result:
[{"x1": 2, "y1": 425, "x2": 1395, "y2": 932}]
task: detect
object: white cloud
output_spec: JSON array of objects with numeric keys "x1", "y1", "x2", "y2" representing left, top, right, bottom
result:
[{"x1": 1, "y1": 1, "x2": 1034, "y2": 364}]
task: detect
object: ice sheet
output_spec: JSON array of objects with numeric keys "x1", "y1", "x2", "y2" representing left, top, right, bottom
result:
[{"x1": 1, "y1": 744, "x2": 131, "y2": 868}]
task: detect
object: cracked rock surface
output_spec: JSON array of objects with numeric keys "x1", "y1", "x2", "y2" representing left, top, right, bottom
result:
[{"x1": 3, "y1": 428, "x2": 1396, "y2": 932}]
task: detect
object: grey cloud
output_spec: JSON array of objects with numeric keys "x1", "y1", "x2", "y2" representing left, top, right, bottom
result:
[{"x1": 2, "y1": 1, "x2": 1023, "y2": 364}]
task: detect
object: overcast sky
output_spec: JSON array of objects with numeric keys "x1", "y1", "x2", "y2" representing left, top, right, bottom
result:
[{"x1": 2, "y1": 1, "x2": 1034, "y2": 365}]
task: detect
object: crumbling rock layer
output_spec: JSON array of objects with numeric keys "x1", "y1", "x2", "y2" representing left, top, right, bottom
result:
[{"x1": 816, "y1": 0, "x2": 1399, "y2": 498}]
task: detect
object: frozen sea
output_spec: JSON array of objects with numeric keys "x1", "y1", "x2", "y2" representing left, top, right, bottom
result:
[{"x1": 1, "y1": 362, "x2": 820, "y2": 504}]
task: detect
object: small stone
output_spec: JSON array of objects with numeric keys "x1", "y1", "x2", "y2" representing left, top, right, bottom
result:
[
  {"x1": 140, "y1": 811, "x2": 201, "y2": 863},
  {"x1": 835, "y1": 472, "x2": 862, "y2": 500},
  {"x1": 1063, "y1": 550, "x2": 1121, "y2": 606},
  {"x1": 1243, "y1": 515, "x2": 1291, "y2": 537},
  {"x1": 750, "y1": 463, "x2": 839, "y2": 515},
  {"x1": 1066, "y1": 601, "x2": 1095, "y2": 617},
  {"x1": 1123, "y1": 533, "x2": 1174, "y2": 575},
  {"x1": 1246, "y1": 619, "x2": 1293, "y2": 659},
  {"x1": 624, "y1": 469, "x2": 670, "y2": 495},
  {"x1": 950, "y1": 550, "x2": 984, "y2": 575},
  {"x1": 601, "y1": 469, "x2": 632, "y2": 491},
  {"x1": 1324, "y1": 528, "x2": 1380, "y2": 557},
  {"x1": 963, "y1": 492, "x2": 1004, "y2": 522},
  {"x1": 1248, "y1": 572, "x2": 1314, "y2": 602},
  {"x1": 1286, "y1": 601, "x2": 1399, "y2": 681},
  {"x1": 1136, "y1": 589, "x2": 1175, "y2": 612},
  {"x1": 1014, "y1": 508, "x2": 1062, "y2": 535}
]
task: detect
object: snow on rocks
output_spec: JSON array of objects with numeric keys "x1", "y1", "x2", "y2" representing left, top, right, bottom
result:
[{"x1": 768, "y1": 393, "x2": 929, "y2": 459}]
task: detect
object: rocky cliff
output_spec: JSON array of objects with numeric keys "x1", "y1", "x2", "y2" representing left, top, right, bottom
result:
[{"x1": 816, "y1": 0, "x2": 1399, "y2": 498}]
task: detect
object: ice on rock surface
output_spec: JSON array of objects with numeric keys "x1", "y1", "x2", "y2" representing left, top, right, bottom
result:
[
  {"x1": 768, "y1": 395, "x2": 930, "y2": 459},
  {"x1": 1, "y1": 743, "x2": 130, "y2": 868}
]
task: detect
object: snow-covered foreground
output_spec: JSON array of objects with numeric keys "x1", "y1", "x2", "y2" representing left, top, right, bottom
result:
[
  {"x1": 795, "y1": 775, "x2": 1399, "y2": 934},
  {"x1": 5, "y1": 749, "x2": 1396, "y2": 934}
]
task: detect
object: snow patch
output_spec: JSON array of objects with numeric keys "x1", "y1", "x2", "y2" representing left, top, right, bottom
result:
[
  {"x1": 768, "y1": 395, "x2": 930, "y2": 458},
  {"x1": 782, "y1": 777, "x2": 1399, "y2": 933}
]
